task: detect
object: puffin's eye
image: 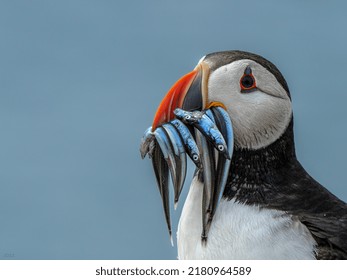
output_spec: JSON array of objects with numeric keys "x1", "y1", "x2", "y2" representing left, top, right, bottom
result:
[
  {"x1": 241, "y1": 75, "x2": 255, "y2": 89},
  {"x1": 240, "y1": 66, "x2": 257, "y2": 92}
]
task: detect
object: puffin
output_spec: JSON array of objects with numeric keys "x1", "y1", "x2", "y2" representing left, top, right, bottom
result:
[{"x1": 145, "y1": 50, "x2": 347, "y2": 260}]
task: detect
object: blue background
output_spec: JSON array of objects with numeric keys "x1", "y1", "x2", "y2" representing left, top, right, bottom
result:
[{"x1": 0, "y1": 0, "x2": 346, "y2": 259}]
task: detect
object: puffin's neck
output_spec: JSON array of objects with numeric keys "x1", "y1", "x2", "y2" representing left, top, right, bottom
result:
[{"x1": 223, "y1": 118, "x2": 296, "y2": 203}]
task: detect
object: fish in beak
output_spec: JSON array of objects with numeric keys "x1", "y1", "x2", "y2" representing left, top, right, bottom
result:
[{"x1": 140, "y1": 61, "x2": 234, "y2": 244}]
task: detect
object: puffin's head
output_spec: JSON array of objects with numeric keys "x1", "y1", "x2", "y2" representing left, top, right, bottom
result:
[{"x1": 152, "y1": 50, "x2": 292, "y2": 150}]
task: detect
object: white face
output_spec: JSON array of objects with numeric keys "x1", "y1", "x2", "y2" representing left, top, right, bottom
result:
[{"x1": 205, "y1": 59, "x2": 292, "y2": 150}]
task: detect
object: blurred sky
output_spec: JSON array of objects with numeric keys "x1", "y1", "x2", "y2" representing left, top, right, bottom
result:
[{"x1": 0, "y1": 0, "x2": 346, "y2": 260}]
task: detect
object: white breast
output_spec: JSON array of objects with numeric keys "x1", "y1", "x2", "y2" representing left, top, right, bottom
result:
[{"x1": 177, "y1": 177, "x2": 317, "y2": 259}]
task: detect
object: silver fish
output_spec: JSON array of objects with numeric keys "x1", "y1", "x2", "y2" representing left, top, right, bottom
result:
[
  {"x1": 195, "y1": 128, "x2": 215, "y2": 244},
  {"x1": 140, "y1": 126, "x2": 155, "y2": 159},
  {"x1": 170, "y1": 119, "x2": 202, "y2": 168},
  {"x1": 206, "y1": 107, "x2": 234, "y2": 229},
  {"x1": 151, "y1": 144, "x2": 172, "y2": 245},
  {"x1": 162, "y1": 123, "x2": 187, "y2": 209},
  {"x1": 174, "y1": 108, "x2": 229, "y2": 159},
  {"x1": 140, "y1": 106, "x2": 234, "y2": 245}
]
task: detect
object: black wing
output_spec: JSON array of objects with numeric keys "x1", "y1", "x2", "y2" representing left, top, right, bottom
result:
[{"x1": 265, "y1": 160, "x2": 347, "y2": 259}]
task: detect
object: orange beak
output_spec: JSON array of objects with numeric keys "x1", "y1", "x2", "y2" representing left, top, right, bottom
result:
[{"x1": 152, "y1": 62, "x2": 210, "y2": 131}]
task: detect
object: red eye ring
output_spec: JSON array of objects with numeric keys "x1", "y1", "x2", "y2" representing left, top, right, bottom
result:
[{"x1": 240, "y1": 66, "x2": 257, "y2": 92}]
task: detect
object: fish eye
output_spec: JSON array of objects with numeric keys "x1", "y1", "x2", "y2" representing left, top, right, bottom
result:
[{"x1": 193, "y1": 154, "x2": 199, "y2": 161}]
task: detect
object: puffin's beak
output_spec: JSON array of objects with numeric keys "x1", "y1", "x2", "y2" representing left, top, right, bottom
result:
[{"x1": 152, "y1": 62, "x2": 210, "y2": 131}]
